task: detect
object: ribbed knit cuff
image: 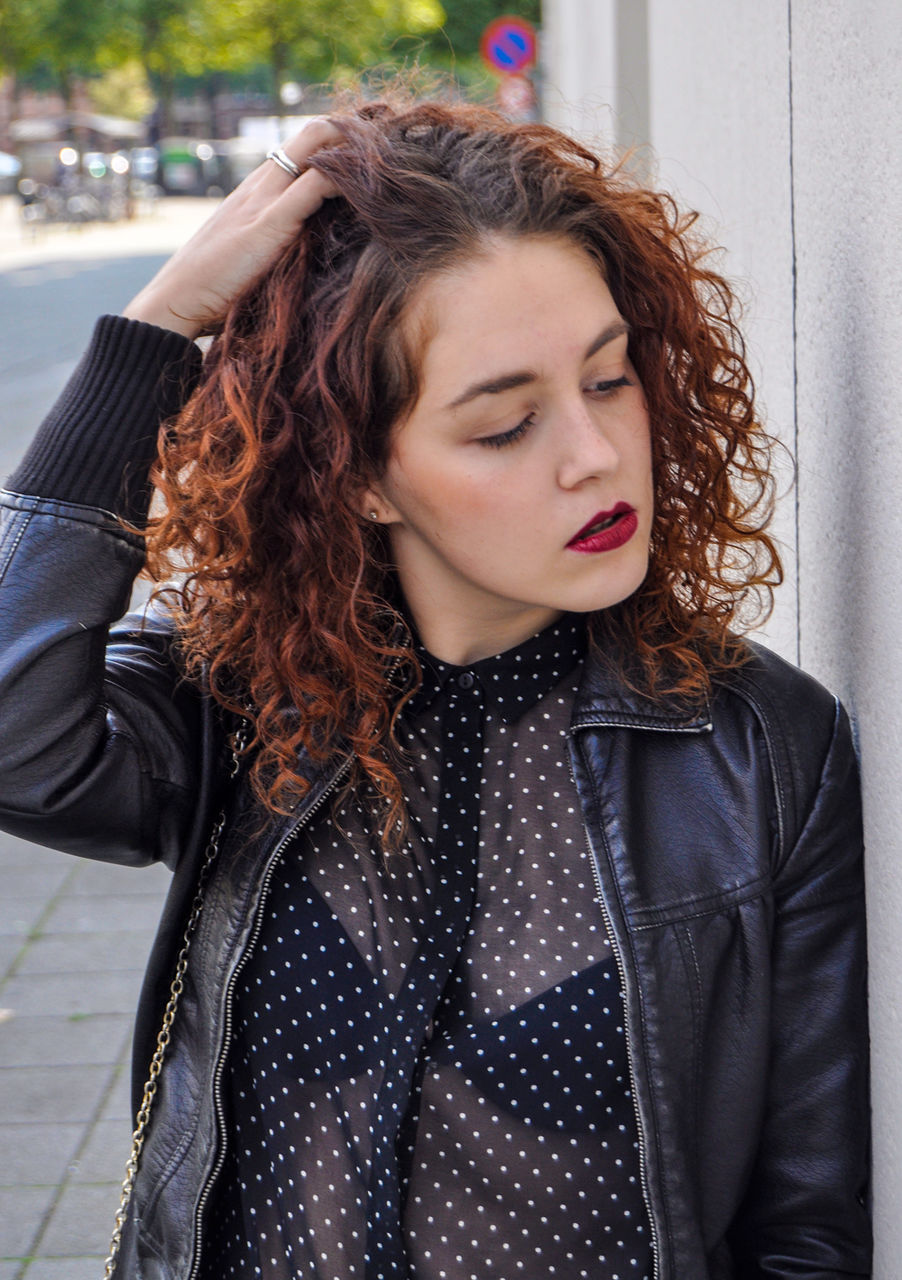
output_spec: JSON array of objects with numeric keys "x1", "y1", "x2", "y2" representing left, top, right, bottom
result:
[{"x1": 6, "y1": 314, "x2": 204, "y2": 527}]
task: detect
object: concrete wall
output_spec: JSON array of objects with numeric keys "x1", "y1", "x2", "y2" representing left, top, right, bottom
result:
[
  {"x1": 791, "y1": 13, "x2": 902, "y2": 1271},
  {"x1": 541, "y1": 0, "x2": 902, "y2": 1270}
]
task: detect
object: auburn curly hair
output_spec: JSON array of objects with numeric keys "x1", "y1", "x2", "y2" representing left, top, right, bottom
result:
[{"x1": 143, "y1": 97, "x2": 782, "y2": 843}]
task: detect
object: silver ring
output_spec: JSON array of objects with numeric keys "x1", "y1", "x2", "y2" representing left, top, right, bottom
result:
[{"x1": 266, "y1": 147, "x2": 302, "y2": 180}]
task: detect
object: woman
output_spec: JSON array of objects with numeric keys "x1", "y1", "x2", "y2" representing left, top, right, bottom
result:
[{"x1": 0, "y1": 100, "x2": 869, "y2": 1278}]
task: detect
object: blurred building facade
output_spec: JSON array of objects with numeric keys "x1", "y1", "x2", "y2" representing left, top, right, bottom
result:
[
  {"x1": 0, "y1": 78, "x2": 297, "y2": 155},
  {"x1": 541, "y1": 2, "x2": 902, "y2": 1272}
]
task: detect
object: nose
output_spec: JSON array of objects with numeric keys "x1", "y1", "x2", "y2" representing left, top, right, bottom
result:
[{"x1": 555, "y1": 399, "x2": 620, "y2": 490}]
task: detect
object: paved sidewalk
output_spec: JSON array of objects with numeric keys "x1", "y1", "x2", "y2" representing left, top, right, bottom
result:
[
  {"x1": 0, "y1": 193, "x2": 217, "y2": 271},
  {"x1": 0, "y1": 830, "x2": 171, "y2": 1278}
]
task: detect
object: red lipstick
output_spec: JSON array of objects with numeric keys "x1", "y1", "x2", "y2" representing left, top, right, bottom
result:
[{"x1": 567, "y1": 502, "x2": 638, "y2": 553}]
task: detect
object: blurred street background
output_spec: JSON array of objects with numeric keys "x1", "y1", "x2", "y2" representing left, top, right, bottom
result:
[{"x1": 0, "y1": 195, "x2": 214, "y2": 476}]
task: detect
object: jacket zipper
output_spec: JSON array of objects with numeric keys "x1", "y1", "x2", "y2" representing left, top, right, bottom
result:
[
  {"x1": 186, "y1": 754, "x2": 353, "y2": 1280},
  {"x1": 566, "y1": 731, "x2": 660, "y2": 1280}
]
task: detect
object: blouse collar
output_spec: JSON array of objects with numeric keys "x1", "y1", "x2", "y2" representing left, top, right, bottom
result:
[{"x1": 406, "y1": 613, "x2": 587, "y2": 726}]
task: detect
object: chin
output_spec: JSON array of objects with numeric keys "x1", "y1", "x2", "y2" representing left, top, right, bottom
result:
[{"x1": 561, "y1": 565, "x2": 649, "y2": 617}]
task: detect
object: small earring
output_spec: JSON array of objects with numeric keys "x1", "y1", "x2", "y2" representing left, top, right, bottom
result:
[{"x1": 368, "y1": 510, "x2": 380, "y2": 521}]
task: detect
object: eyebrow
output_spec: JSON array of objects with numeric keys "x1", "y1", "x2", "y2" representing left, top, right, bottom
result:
[{"x1": 445, "y1": 319, "x2": 631, "y2": 410}]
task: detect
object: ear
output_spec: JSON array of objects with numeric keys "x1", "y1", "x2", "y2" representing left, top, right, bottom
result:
[{"x1": 358, "y1": 483, "x2": 401, "y2": 526}]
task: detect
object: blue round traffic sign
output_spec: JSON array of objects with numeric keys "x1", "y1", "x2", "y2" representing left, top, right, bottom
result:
[{"x1": 480, "y1": 15, "x2": 537, "y2": 74}]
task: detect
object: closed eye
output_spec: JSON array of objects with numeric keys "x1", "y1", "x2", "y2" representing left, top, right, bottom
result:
[
  {"x1": 477, "y1": 413, "x2": 536, "y2": 449},
  {"x1": 589, "y1": 375, "x2": 632, "y2": 396},
  {"x1": 477, "y1": 375, "x2": 632, "y2": 449}
]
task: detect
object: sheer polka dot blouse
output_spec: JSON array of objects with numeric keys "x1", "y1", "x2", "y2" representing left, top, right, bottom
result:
[{"x1": 200, "y1": 615, "x2": 652, "y2": 1280}]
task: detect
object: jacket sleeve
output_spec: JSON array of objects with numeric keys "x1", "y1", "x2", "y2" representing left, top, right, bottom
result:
[
  {"x1": 0, "y1": 315, "x2": 206, "y2": 867},
  {"x1": 730, "y1": 695, "x2": 871, "y2": 1277}
]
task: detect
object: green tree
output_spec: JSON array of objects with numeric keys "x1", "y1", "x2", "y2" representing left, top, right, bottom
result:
[
  {"x1": 17, "y1": 0, "x2": 129, "y2": 105},
  {"x1": 0, "y1": 0, "x2": 124, "y2": 105},
  {"x1": 2, "y1": 0, "x2": 518, "y2": 136},
  {"x1": 203, "y1": 0, "x2": 446, "y2": 99},
  {"x1": 0, "y1": 0, "x2": 51, "y2": 88},
  {"x1": 118, "y1": 0, "x2": 230, "y2": 134},
  {"x1": 88, "y1": 59, "x2": 155, "y2": 120}
]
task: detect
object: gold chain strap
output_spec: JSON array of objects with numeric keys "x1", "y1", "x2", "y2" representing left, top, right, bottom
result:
[{"x1": 103, "y1": 720, "x2": 247, "y2": 1278}]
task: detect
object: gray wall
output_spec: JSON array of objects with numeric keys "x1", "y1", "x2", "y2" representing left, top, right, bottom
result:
[{"x1": 542, "y1": 0, "x2": 902, "y2": 1269}]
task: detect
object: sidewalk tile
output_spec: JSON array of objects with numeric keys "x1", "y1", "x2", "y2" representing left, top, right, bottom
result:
[
  {"x1": 96, "y1": 1065, "x2": 133, "y2": 1122},
  {"x1": 41, "y1": 896, "x2": 164, "y2": 935},
  {"x1": 37, "y1": 1181, "x2": 120, "y2": 1256},
  {"x1": 0, "y1": 1013, "x2": 132, "y2": 1068},
  {"x1": 0, "y1": 1064, "x2": 110, "y2": 1123},
  {"x1": 68, "y1": 860, "x2": 171, "y2": 897},
  {"x1": 2, "y1": 866, "x2": 72, "y2": 901},
  {"x1": 20, "y1": 1260, "x2": 106, "y2": 1280},
  {"x1": 0, "y1": 1263, "x2": 22, "y2": 1280},
  {"x1": 0, "y1": 900, "x2": 48, "y2": 938},
  {"x1": 0, "y1": 934, "x2": 24, "y2": 974},
  {"x1": 0, "y1": 1185, "x2": 55, "y2": 1255},
  {"x1": 0, "y1": 970, "x2": 145, "y2": 1019},
  {"x1": 69, "y1": 1116, "x2": 133, "y2": 1184},
  {"x1": 0, "y1": 1121, "x2": 83, "y2": 1185},
  {"x1": 16, "y1": 931, "x2": 155, "y2": 976},
  {"x1": 0, "y1": 836, "x2": 62, "y2": 871}
]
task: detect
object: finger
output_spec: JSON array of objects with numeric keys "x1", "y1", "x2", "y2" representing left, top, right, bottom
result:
[
  {"x1": 282, "y1": 117, "x2": 345, "y2": 165},
  {"x1": 257, "y1": 118, "x2": 345, "y2": 195},
  {"x1": 267, "y1": 167, "x2": 341, "y2": 237}
]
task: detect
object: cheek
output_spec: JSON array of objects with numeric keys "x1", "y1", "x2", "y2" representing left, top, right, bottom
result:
[{"x1": 386, "y1": 450, "x2": 518, "y2": 532}]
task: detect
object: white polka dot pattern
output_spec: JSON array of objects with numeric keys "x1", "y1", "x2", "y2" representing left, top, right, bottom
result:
[{"x1": 199, "y1": 616, "x2": 652, "y2": 1279}]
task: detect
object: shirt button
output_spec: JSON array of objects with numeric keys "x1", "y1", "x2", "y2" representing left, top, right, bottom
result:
[{"x1": 457, "y1": 672, "x2": 475, "y2": 690}]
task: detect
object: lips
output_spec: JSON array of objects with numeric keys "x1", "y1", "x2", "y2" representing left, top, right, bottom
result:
[{"x1": 567, "y1": 502, "x2": 638, "y2": 553}]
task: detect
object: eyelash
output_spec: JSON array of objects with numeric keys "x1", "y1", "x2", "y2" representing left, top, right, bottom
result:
[
  {"x1": 479, "y1": 415, "x2": 534, "y2": 449},
  {"x1": 477, "y1": 375, "x2": 633, "y2": 449}
]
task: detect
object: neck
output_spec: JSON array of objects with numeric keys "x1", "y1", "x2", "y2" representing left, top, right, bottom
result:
[{"x1": 401, "y1": 592, "x2": 563, "y2": 665}]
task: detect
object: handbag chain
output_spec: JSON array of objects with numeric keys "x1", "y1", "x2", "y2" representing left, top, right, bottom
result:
[{"x1": 103, "y1": 718, "x2": 248, "y2": 1278}]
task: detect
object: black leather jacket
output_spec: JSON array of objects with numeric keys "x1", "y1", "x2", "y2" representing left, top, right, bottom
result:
[{"x1": 0, "y1": 328, "x2": 870, "y2": 1279}]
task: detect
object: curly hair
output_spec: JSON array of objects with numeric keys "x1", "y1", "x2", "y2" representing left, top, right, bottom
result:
[{"x1": 143, "y1": 97, "x2": 782, "y2": 843}]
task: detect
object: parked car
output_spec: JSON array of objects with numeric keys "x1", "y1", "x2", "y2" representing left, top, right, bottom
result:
[
  {"x1": 158, "y1": 138, "x2": 228, "y2": 196},
  {"x1": 130, "y1": 146, "x2": 160, "y2": 184},
  {"x1": 0, "y1": 150, "x2": 22, "y2": 195}
]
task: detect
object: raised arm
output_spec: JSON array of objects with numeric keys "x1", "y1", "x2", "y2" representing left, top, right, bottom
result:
[
  {"x1": 0, "y1": 121, "x2": 341, "y2": 866},
  {"x1": 122, "y1": 119, "x2": 340, "y2": 337}
]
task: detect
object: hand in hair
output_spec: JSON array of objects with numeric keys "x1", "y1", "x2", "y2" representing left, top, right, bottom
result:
[{"x1": 122, "y1": 119, "x2": 342, "y2": 340}]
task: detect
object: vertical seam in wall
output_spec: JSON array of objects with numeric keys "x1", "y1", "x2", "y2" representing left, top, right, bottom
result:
[{"x1": 787, "y1": 0, "x2": 801, "y2": 667}]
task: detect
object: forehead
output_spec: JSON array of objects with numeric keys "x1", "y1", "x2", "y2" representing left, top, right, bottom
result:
[{"x1": 401, "y1": 234, "x2": 620, "y2": 395}]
